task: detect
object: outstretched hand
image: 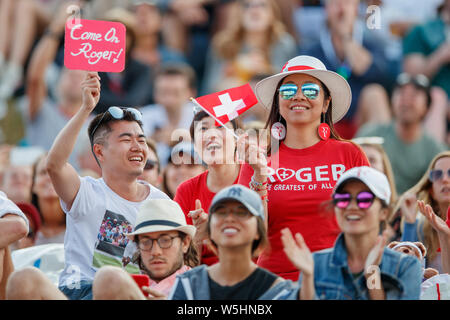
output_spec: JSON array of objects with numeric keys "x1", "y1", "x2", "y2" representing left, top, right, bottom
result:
[{"x1": 281, "y1": 228, "x2": 314, "y2": 277}]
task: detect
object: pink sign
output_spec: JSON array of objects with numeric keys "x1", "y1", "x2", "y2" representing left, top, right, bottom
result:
[{"x1": 64, "y1": 19, "x2": 126, "y2": 72}]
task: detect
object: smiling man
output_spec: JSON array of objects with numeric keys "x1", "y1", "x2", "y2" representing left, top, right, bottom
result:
[
  {"x1": 5, "y1": 72, "x2": 169, "y2": 301},
  {"x1": 91, "y1": 199, "x2": 198, "y2": 299}
]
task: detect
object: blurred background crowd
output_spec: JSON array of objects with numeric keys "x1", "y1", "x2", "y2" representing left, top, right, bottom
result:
[{"x1": 0, "y1": 0, "x2": 448, "y2": 252}]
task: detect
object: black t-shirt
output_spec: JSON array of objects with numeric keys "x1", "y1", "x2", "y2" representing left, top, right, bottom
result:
[{"x1": 208, "y1": 267, "x2": 278, "y2": 300}]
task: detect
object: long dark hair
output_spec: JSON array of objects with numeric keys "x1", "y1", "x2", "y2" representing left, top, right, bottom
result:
[{"x1": 265, "y1": 77, "x2": 343, "y2": 155}]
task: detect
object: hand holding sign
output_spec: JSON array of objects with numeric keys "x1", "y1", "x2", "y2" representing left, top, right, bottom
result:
[
  {"x1": 65, "y1": 19, "x2": 126, "y2": 72},
  {"x1": 81, "y1": 72, "x2": 101, "y2": 112}
]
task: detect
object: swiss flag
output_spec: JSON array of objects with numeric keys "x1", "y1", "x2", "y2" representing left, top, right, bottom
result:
[{"x1": 194, "y1": 84, "x2": 258, "y2": 125}]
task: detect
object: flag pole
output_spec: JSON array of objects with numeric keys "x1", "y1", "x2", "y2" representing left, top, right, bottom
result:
[{"x1": 190, "y1": 97, "x2": 240, "y2": 140}]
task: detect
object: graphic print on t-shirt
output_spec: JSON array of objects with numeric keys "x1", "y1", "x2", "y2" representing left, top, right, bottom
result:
[{"x1": 93, "y1": 210, "x2": 139, "y2": 274}]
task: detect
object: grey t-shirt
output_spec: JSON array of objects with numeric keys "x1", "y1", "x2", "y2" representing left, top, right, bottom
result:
[
  {"x1": 356, "y1": 122, "x2": 447, "y2": 194},
  {"x1": 22, "y1": 98, "x2": 90, "y2": 171}
]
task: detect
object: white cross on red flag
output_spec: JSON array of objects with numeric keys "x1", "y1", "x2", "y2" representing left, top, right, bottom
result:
[{"x1": 194, "y1": 84, "x2": 258, "y2": 125}]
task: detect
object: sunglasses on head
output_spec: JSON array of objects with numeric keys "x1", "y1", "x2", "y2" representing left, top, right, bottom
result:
[
  {"x1": 144, "y1": 159, "x2": 157, "y2": 170},
  {"x1": 429, "y1": 169, "x2": 450, "y2": 182},
  {"x1": 279, "y1": 83, "x2": 321, "y2": 100},
  {"x1": 396, "y1": 73, "x2": 429, "y2": 89},
  {"x1": 90, "y1": 106, "x2": 142, "y2": 142},
  {"x1": 333, "y1": 191, "x2": 376, "y2": 209}
]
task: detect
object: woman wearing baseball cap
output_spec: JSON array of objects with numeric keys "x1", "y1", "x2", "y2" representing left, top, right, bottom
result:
[
  {"x1": 238, "y1": 55, "x2": 369, "y2": 281},
  {"x1": 169, "y1": 185, "x2": 311, "y2": 300},
  {"x1": 282, "y1": 166, "x2": 422, "y2": 299}
]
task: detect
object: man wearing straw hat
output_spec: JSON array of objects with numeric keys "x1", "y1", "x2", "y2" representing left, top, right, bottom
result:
[{"x1": 92, "y1": 199, "x2": 198, "y2": 299}]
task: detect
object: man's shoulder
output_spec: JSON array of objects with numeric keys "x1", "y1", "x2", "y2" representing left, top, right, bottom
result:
[{"x1": 355, "y1": 122, "x2": 393, "y2": 138}]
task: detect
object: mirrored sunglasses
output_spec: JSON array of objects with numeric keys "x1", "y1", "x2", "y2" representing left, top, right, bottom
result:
[
  {"x1": 333, "y1": 191, "x2": 376, "y2": 209},
  {"x1": 279, "y1": 83, "x2": 321, "y2": 100},
  {"x1": 429, "y1": 169, "x2": 450, "y2": 182}
]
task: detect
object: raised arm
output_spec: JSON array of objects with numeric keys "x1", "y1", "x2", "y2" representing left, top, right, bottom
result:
[
  {"x1": 46, "y1": 72, "x2": 101, "y2": 210},
  {"x1": 26, "y1": 3, "x2": 72, "y2": 120}
]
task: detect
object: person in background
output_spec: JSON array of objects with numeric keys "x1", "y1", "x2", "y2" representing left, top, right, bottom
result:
[
  {"x1": 301, "y1": 0, "x2": 391, "y2": 139},
  {"x1": 22, "y1": 2, "x2": 89, "y2": 171},
  {"x1": 140, "y1": 63, "x2": 197, "y2": 167},
  {"x1": 0, "y1": 0, "x2": 61, "y2": 100},
  {"x1": 395, "y1": 151, "x2": 450, "y2": 273},
  {"x1": 201, "y1": 0, "x2": 297, "y2": 95},
  {"x1": 162, "y1": 142, "x2": 206, "y2": 199},
  {"x1": 356, "y1": 73, "x2": 447, "y2": 195},
  {"x1": 1, "y1": 163, "x2": 33, "y2": 205},
  {"x1": 174, "y1": 110, "x2": 241, "y2": 266},
  {"x1": 130, "y1": 1, "x2": 186, "y2": 70},
  {"x1": 138, "y1": 138, "x2": 162, "y2": 189},
  {"x1": 282, "y1": 166, "x2": 422, "y2": 299},
  {"x1": 31, "y1": 155, "x2": 65, "y2": 246},
  {"x1": 352, "y1": 136, "x2": 399, "y2": 241},
  {"x1": 92, "y1": 199, "x2": 198, "y2": 299},
  {"x1": 95, "y1": 8, "x2": 152, "y2": 114}
]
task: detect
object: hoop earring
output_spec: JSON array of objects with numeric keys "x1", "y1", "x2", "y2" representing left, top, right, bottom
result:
[
  {"x1": 271, "y1": 116, "x2": 286, "y2": 140},
  {"x1": 318, "y1": 112, "x2": 330, "y2": 141}
]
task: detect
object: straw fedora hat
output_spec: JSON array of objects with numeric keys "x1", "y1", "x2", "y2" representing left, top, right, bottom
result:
[
  {"x1": 126, "y1": 199, "x2": 196, "y2": 241},
  {"x1": 255, "y1": 55, "x2": 352, "y2": 123}
]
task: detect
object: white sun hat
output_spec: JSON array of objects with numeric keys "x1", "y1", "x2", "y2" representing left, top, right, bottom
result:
[
  {"x1": 126, "y1": 199, "x2": 196, "y2": 240},
  {"x1": 255, "y1": 55, "x2": 352, "y2": 123}
]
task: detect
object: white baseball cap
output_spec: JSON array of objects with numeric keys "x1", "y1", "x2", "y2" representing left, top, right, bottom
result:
[
  {"x1": 334, "y1": 166, "x2": 391, "y2": 205},
  {"x1": 126, "y1": 199, "x2": 196, "y2": 241},
  {"x1": 255, "y1": 55, "x2": 352, "y2": 123}
]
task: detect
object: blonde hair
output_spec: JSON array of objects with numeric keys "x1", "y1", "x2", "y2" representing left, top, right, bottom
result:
[
  {"x1": 394, "y1": 151, "x2": 450, "y2": 262},
  {"x1": 212, "y1": 0, "x2": 286, "y2": 61},
  {"x1": 359, "y1": 142, "x2": 399, "y2": 215}
]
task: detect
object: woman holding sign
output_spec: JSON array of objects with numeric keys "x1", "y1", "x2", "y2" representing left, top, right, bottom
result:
[{"x1": 237, "y1": 55, "x2": 369, "y2": 281}]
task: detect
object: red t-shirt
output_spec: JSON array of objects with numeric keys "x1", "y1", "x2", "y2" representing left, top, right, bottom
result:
[
  {"x1": 174, "y1": 168, "x2": 241, "y2": 266},
  {"x1": 238, "y1": 139, "x2": 369, "y2": 281}
]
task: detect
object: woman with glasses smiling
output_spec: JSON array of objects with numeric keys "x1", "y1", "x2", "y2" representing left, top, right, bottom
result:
[
  {"x1": 282, "y1": 166, "x2": 422, "y2": 299},
  {"x1": 395, "y1": 150, "x2": 450, "y2": 273},
  {"x1": 237, "y1": 55, "x2": 369, "y2": 281}
]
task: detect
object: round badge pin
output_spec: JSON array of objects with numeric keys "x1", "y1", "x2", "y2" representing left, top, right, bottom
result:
[{"x1": 271, "y1": 122, "x2": 286, "y2": 140}]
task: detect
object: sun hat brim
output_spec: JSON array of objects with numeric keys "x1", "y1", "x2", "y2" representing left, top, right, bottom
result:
[
  {"x1": 126, "y1": 224, "x2": 196, "y2": 242},
  {"x1": 255, "y1": 69, "x2": 352, "y2": 123}
]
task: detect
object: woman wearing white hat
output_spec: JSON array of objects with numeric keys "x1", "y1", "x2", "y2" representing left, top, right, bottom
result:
[
  {"x1": 238, "y1": 55, "x2": 369, "y2": 281},
  {"x1": 282, "y1": 166, "x2": 422, "y2": 299}
]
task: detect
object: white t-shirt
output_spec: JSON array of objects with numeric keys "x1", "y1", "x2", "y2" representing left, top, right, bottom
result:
[
  {"x1": 58, "y1": 176, "x2": 169, "y2": 287},
  {"x1": 0, "y1": 191, "x2": 29, "y2": 228}
]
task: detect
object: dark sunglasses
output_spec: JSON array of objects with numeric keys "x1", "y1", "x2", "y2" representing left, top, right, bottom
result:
[
  {"x1": 144, "y1": 159, "x2": 158, "y2": 170},
  {"x1": 429, "y1": 169, "x2": 450, "y2": 182},
  {"x1": 90, "y1": 106, "x2": 142, "y2": 142},
  {"x1": 333, "y1": 191, "x2": 376, "y2": 209},
  {"x1": 279, "y1": 83, "x2": 321, "y2": 100}
]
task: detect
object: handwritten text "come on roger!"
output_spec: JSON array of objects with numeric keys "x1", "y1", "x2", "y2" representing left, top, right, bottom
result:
[{"x1": 69, "y1": 24, "x2": 124, "y2": 65}]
